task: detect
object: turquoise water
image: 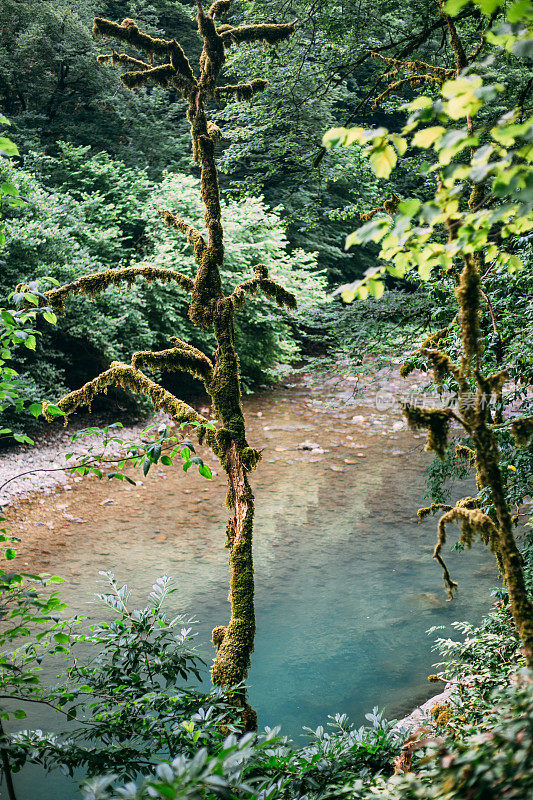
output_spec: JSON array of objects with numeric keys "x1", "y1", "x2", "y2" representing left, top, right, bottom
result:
[{"x1": 3, "y1": 374, "x2": 497, "y2": 798}]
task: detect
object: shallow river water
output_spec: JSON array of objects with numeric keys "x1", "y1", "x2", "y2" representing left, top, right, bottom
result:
[{"x1": 3, "y1": 370, "x2": 497, "y2": 798}]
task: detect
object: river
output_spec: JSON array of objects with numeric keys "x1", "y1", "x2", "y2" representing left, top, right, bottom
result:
[{"x1": 2, "y1": 368, "x2": 497, "y2": 798}]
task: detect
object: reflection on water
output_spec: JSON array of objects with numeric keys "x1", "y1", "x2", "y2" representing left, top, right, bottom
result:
[{"x1": 4, "y1": 373, "x2": 497, "y2": 798}]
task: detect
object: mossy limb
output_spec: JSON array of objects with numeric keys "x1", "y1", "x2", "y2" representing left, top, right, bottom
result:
[
  {"x1": 209, "y1": 0, "x2": 231, "y2": 16},
  {"x1": 220, "y1": 22, "x2": 295, "y2": 48},
  {"x1": 215, "y1": 79, "x2": 268, "y2": 101},
  {"x1": 43, "y1": 266, "x2": 193, "y2": 310},
  {"x1": 435, "y1": 506, "x2": 499, "y2": 598},
  {"x1": 132, "y1": 337, "x2": 214, "y2": 383},
  {"x1": 43, "y1": 362, "x2": 214, "y2": 447}
]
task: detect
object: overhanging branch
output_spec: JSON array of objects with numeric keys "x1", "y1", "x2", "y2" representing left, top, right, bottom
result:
[{"x1": 44, "y1": 266, "x2": 194, "y2": 310}]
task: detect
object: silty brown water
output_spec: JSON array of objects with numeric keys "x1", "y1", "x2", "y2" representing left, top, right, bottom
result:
[{"x1": 3, "y1": 370, "x2": 497, "y2": 798}]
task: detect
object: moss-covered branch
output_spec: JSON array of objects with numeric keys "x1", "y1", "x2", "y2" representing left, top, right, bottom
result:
[
  {"x1": 228, "y1": 265, "x2": 297, "y2": 311},
  {"x1": 42, "y1": 361, "x2": 214, "y2": 442},
  {"x1": 215, "y1": 79, "x2": 267, "y2": 101},
  {"x1": 403, "y1": 405, "x2": 453, "y2": 460},
  {"x1": 97, "y1": 51, "x2": 151, "y2": 70},
  {"x1": 371, "y1": 51, "x2": 455, "y2": 83},
  {"x1": 132, "y1": 337, "x2": 214, "y2": 383},
  {"x1": 43, "y1": 266, "x2": 194, "y2": 310},
  {"x1": 220, "y1": 22, "x2": 295, "y2": 48},
  {"x1": 93, "y1": 17, "x2": 196, "y2": 84},
  {"x1": 435, "y1": 507, "x2": 499, "y2": 598},
  {"x1": 160, "y1": 210, "x2": 206, "y2": 261}
]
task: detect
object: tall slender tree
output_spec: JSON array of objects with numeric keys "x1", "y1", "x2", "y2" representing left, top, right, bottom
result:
[{"x1": 37, "y1": 1, "x2": 296, "y2": 728}]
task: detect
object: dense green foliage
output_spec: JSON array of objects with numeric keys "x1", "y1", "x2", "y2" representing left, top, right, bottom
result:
[
  {"x1": 0, "y1": 142, "x2": 324, "y2": 419},
  {"x1": 1, "y1": 0, "x2": 532, "y2": 797}
]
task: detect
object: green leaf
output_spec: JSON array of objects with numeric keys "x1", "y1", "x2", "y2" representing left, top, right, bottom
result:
[
  {"x1": 444, "y1": 0, "x2": 469, "y2": 12},
  {"x1": 142, "y1": 458, "x2": 151, "y2": 476},
  {"x1": 199, "y1": 463, "x2": 213, "y2": 479},
  {"x1": 0, "y1": 137, "x2": 19, "y2": 157},
  {"x1": 28, "y1": 403, "x2": 43, "y2": 418},
  {"x1": 398, "y1": 199, "x2": 421, "y2": 217},
  {"x1": 508, "y1": 0, "x2": 532, "y2": 21},
  {"x1": 473, "y1": 0, "x2": 501, "y2": 13},
  {"x1": 161, "y1": 455, "x2": 173, "y2": 466},
  {"x1": 346, "y1": 218, "x2": 389, "y2": 247},
  {"x1": 53, "y1": 633, "x2": 69, "y2": 644},
  {"x1": 45, "y1": 405, "x2": 66, "y2": 417},
  {"x1": 369, "y1": 145, "x2": 397, "y2": 178},
  {"x1": 412, "y1": 126, "x2": 446, "y2": 148},
  {"x1": 5, "y1": 547, "x2": 16, "y2": 560},
  {"x1": 391, "y1": 135, "x2": 408, "y2": 156},
  {"x1": 367, "y1": 280, "x2": 385, "y2": 299},
  {"x1": 0, "y1": 182, "x2": 19, "y2": 196},
  {"x1": 408, "y1": 96, "x2": 433, "y2": 111},
  {"x1": 43, "y1": 310, "x2": 57, "y2": 325}
]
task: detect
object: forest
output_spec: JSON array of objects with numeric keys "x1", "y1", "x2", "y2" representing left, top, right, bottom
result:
[{"x1": 0, "y1": 0, "x2": 532, "y2": 797}]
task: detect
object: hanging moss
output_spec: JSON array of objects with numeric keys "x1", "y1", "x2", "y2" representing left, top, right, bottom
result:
[
  {"x1": 434, "y1": 506, "x2": 500, "y2": 598},
  {"x1": 97, "y1": 51, "x2": 150, "y2": 70},
  {"x1": 455, "y1": 443, "x2": 476, "y2": 468},
  {"x1": 229, "y1": 269, "x2": 297, "y2": 311},
  {"x1": 161, "y1": 210, "x2": 206, "y2": 262},
  {"x1": 417, "y1": 502, "x2": 452, "y2": 521},
  {"x1": 403, "y1": 405, "x2": 452, "y2": 459},
  {"x1": 512, "y1": 416, "x2": 533, "y2": 447},
  {"x1": 121, "y1": 63, "x2": 176, "y2": 89},
  {"x1": 207, "y1": 120, "x2": 222, "y2": 142},
  {"x1": 419, "y1": 346, "x2": 459, "y2": 386},
  {"x1": 371, "y1": 52, "x2": 455, "y2": 83},
  {"x1": 43, "y1": 362, "x2": 213, "y2": 438},
  {"x1": 93, "y1": 17, "x2": 195, "y2": 84}
]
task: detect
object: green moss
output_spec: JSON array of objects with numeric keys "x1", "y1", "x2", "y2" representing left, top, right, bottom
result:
[
  {"x1": 132, "y1": 337, "x2": 213, "y2": 382},
  {"x1": 220, "y1": 22, "x2": 295, "y2": 48},
  {"x1": 44, "y1": 266, "x2": 193, "y2": 310},
  {"x1": 209, "y1": 0, "x2": 231, "y2": 16},
  {"x1": 417, "y1": 502, "x2": 452, "y2": 522},
  {"x1": 419, "y1": 346, "x2": 458, "y2": 386},
  {"x1": 403, "y1": 405, "x2": 451, "y2": 460},
  {"x1": 435, "y1": 506, "x2": 499, "y2": 598},
  {"x1": 512, "y1": 416, "x2": 533, "y2": 447},
  {"x1": 215, "y1": 79, "x2": 268, "y2": 101},
  {"x1": 121, "y1": 64, "x2": 176, "y2": 89},
  {"x1": 93, "y1": 17, "x2": 195, "y2": 83},
  {"x1": 455, "y1": 254, "x2": 480, "y2": 371}
]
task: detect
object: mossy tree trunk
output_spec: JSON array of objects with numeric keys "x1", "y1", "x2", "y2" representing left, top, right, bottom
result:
[
  {"x1": 368, "y1": 3, "x2": 533, "y2": 668},
  {"x1": 40, "y1": 1, "x2": 296, "y2": 727}
]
